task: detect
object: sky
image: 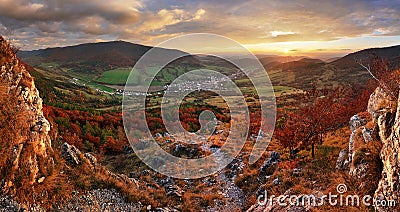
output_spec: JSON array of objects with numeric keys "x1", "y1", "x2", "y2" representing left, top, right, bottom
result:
[{"x1": 1, "y1": 0, "x2": 400, "y2": 58}]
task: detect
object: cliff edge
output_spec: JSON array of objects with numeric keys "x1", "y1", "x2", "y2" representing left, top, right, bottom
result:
[{"x1": 0, "y1": 36, "x2": 54, "y2": 193}]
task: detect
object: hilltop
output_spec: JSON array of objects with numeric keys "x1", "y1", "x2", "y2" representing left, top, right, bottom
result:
[
  {"x1": 18, "y1": 41, "x2": 184, "y2": 74},
  {"x1": 0, "y1": 36, "x2": 152, "y2": 210},
  {"x1": 263, "y1": 45, "x2": 400, "y2": 89},
  {"x1": 331, "y1": 45, "x2": 400, "y2": 69}
]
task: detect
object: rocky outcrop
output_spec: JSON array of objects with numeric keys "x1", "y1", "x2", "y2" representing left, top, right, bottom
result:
[
  {"x1": 259, "y1": 151, "x2": 280, "y2": 174},
  {"x1": 59, "y1": 189, "x2": 141, "y2": 211},
  {"x1": 0, "y1": 37, "x2": 144, "y2": 211},
  {"x1": 159, "y1": 177, "x2": 183, "y2": 198},
  {"x1": 337, "y1": 85, "x2": 400, "y2": 211},
  {"x1": 368, "y1": 86, "x2": 398, "y2": 122},
  {"x1": 335, "y1": 114, "x2": 374, "y2": 180},
  {"x1": 62, "y1": 142, "x2": 82, "y2": 165},
  {"x1": 371, "y1": 87, "x2": 400, "y2": 212},
  {"x1": 0, "y1": 36, "x2": 54, "y2": 191},
  {"x1": 60, "y1": 142, "x2": 138, "y2": 189}
]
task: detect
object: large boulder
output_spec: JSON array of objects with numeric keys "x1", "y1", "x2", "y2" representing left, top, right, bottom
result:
[
  {"x1": 368, "y1": 86, "x2": 397, "y2": 122},
  {"x1": 62, "y1": 142, "x2": 82, "y2": 165},
  {"x1": 0, "y1": 36, "x2": 54, "y2": 189},
  {"x1": 373, "y1": 88, "x2": 400, "y2": 211},
  {"x1": 336, "y1": 114, "x2": 376, "y2": 181},
  {"x1": 259, "y1": 151, "x2": 280, "y2": 175}
]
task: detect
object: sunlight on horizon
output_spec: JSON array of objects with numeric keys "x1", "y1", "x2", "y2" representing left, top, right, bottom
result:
[{"x1": 243, "y1": 35, "x2": 400, "y2": 58}]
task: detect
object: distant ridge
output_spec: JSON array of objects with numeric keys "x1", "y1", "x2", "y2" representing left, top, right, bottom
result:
[
  {"x1": 259, "y1": 45, "x2": 400, "y2": 89},
  {"x1": 330, "y1": 45, "x2": 400, "y2": 69},
  {"x1": 258, "y1": 55, "x2": 307, "y2": 65},
  {"x1": 18, "y1": 40, "x2": 188, "y2": 75}
]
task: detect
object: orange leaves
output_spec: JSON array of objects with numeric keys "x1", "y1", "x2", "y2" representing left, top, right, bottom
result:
[
  {"x1": 278, "y1": 160, "x2": 299, "y2": 170},
  {"x1": 43, "y1": 105, "x2": 126, "y2": 154},
  {"x1": 275, "y1": 84, "x2": 375, "y2": 157},
  {"x1": 101, "y1": 136, "x2": 123, "y2": 154}
]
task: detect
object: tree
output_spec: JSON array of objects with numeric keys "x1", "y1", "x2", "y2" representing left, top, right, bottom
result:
[
  {"x1": 1, "y1": 27, "x2": 21, "y2": 53},
  {"x1": 275, "y1": 85, "x2": 363, "y2": 158},
  {"x1": 356, "y1": 56, "x2": 400, "y2": 99}
]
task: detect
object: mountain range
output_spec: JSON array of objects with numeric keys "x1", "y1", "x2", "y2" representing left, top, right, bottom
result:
[
  {"x1": 3, "y1": 37, "x2": 400, "y2": 211},
  {"x1": 17, "y1": 41, "x2": 400, "y2": 106}
]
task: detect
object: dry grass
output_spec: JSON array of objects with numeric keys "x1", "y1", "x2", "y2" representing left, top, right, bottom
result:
[
  {"x1": 237, "y1": 126, "x2": 381, "y2": 211},
  {"x1": 0, "y1": 90, "x2": 73, "y2": 208},
  {"x1": 182, "y1": 192, "x2": 224, "y2": 211}
]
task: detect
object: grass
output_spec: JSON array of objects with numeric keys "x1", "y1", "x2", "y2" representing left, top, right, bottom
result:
[
  {"x1": 39, "y1": 62, "x2": 60, "y2": 69},
  {"x1": 96, "y1": 66, "x2": 193, "y2": 86},
  {"x1": 239, "y1": 84, "x2": 300, "y2": 97},
  {"x1": 234, "y1": 126, "x2": 381, "y2": 211},
  {"x1": 96, "y1": 68, "x2": 132, "y2": 85},
  {"x1": 31, "y1": 66, "x2": 121, "y2": 109},
  {"x1": 85, "y1": 81, "x2": 115, "y2": 92}
]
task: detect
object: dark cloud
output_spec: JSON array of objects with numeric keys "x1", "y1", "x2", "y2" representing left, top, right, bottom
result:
[
  {"x1": 0, "y1": 0, "x2": 141, "y2": 24},
  {"x1": 0, "y1": 0, "x2": 399, "y2": 50}
]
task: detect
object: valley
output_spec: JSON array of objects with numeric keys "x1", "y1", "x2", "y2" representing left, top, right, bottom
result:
[
  {"x1": 2, "y1": 0, "x2": 400, "y2": 211},
  {"x1": 0, "y1": 37, "x2": 399, "y2": 211},
  {"x1": 20, "y1": 41, "x2": 400, "y2": 112}
]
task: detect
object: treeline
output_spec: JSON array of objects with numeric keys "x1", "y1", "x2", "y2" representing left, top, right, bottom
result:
[
  {"x1": 275, "y1": 58, "x2": 399, "y2": 158},
  {"x1": 43, "y1": 106, "x2": 127, "y2": 155},
  {"x1": 43, "y1": 102, "x2": 231, "y2": 155},
  {"x1": 145, "y1": 103, "x2": 231, "y2": 133}
]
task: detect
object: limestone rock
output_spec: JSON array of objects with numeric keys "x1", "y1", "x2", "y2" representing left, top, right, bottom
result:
[
  {"x1": 62, "y1": 142, "x2": 82, "y2": 165},
  {"x1": 335, "y1": 149, "x2": 349, "y2": 170},
  {"x1": 336, "y1": 114, "x2": 374, "y2": 180},
  {"x1": 342, "y1": 86, "x2": 400, "y2": 211},
  {"x1": 37, "y1": 177, "x2": 45, "y2": 184},
  {"x1": 368, "y1": 86, "x2": 397, "y2": 121},
  {"x1": 350, "y1": 115, "x2": 365, "y2": 132},
  {"x1": 260, "y1": 151, "x2": 280, "y2": 174},
  {"x1": 84, "y1": 152, "x2": 98, "y2": 166},
  {"x1": 0, "y1": 36, "x2": 54, "y2": 189},
  {"x1": 374, "y1": 91, "x2": 400, "y2": 211}
]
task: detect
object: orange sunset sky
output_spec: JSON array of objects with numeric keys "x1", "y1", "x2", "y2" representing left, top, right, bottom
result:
[{"x1": 0, "y1": 0, "x2": 399, "y2": 58}]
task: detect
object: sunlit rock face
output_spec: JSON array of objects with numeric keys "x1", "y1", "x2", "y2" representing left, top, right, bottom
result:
[
  {"x1": 371, "y1": 86, "x2": 400, "y2": 212},
  {"x1": 334, "y1": 85, "x2": 400, "y2": 211},
  {"x1": 0, "y1": 36, "x2": 54, "y2": 191},
  {"x1": 335, "y1": 113, "x2": 377, "y2": 192}
]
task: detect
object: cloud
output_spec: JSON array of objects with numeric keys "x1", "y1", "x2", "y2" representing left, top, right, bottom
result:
[
  {"x1": 0, "y1": 0, "x2": 142, "y2": 24},
  {"x1": 270, "y1": 31, "x2": 296, "y2": 38},
  {"x1": 0, "y1": 0, "x2": 209, "y2": 49},
  {"x1": 0, "y1": 0, "x2": 399, "y2": 50},
  {"x1": 193, "y1": 9, "x2": 206, "y2": 20},
  {"x1": 135, "y1": 8, "x2": 205, "y2": 33}
]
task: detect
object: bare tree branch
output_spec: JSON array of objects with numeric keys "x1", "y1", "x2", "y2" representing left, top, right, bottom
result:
[
  {"x1": 1, "y1": 26, "x2": 21, "y2": 54},
  {"x1": 355, "y1": 58, "x2": 379, "y2": 82},
  {"x1": 355, "y1": 57, "x2": 398, "y2": 99}
]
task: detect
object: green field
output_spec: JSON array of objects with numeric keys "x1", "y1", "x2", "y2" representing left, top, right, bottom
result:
[
  {"x1": 96, "y1": 66, "x2": 194, "y2": 86},
  {"x1": 96, "y1": 68, "x2": 132, "y2": 85}
]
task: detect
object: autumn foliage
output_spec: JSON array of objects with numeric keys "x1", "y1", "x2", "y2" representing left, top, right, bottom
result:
[
  {"x1": 43, "y1": 105, "x2": 128, "y2": 154},
  {"x1": 275, "y1": 84, "x2": 374, "y2": 157},
  {"x1": 275, "y1": 56, "x2": 399, "y2": 158}
]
